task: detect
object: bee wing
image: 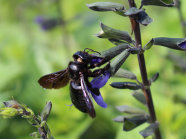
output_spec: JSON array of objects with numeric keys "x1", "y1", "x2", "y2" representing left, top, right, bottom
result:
[
  {"x1": 80, "y1": 75, "x2": 96, "y2": 118},
  {"x1": 38, "y1": 69, "x2": 70, "y2": 89}
]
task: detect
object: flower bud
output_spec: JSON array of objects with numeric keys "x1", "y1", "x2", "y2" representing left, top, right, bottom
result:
[
  {"x1": 0, "y1": 107, "x2": 18, "y2": 118},
  {"x1": 87, "y1": 2, "x2": 124, "y2": 12}
]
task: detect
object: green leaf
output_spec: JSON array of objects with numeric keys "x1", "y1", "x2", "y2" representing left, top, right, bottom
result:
[
  {"x1": 40, "y1": 121, "x2": 46, "y2": 127},
  {"x1": 41, "y1": 101, "x2": 52, "y2": 122},
  {"x1": 109, "y1": 49, "x2": 130, "y2": 75},
  {"x1": 114, "y1": 68, "x2": 137, "y2": 80},
  {"x1": 30, "y1": 132, "x2": 41, "y2": 138},
  {"x1": 132, "y1": 91, "x2": 147, "y2": 105},
  {"x1": 141, "y1": 0, "x2": 175, "y2": 7},
  {"x1": 93, "y1": 43, "x2": 130, "y2": 61},
  {"x1": 113, "y1": 115, "x2": 125, "y2": 123},
  {"x1": 139, "y1": 122, "x2": 159, "y2": 138},
  {"x1": 144, "y1": 39, "x2": 154, "y2": 50},
  {"x1": 124, "y1": 7, "x2": 143, "y2": 16},
  {"x1": 3, "y1": 100, "x2": 20, "y2": 108},
  {"x1": 145, "y1": 37, "x2": 186, "y2": 50},
  {"x1": 116, "y1": 105, "x2": 146, "y2": 114},
  {"x1": 96, "y1": 22, "x2": 134, "y2": 44},
  {"x1": 123, "y1": 114, "x2": 150, "y2": 131},
  {"x1": 129, "y1": 47, "x2": 142, "y2": 54},
  {"x1": 108, "y1": 39, "x2": 128, "y2": 45},
  {"x1": 124, "y1": 7, "x2": 153, "y2": 26},
  {"x1": 19, "y1": 104, "x2": 34, "y2": 119},
  {"x1": 150, "y1": 72, "x2": 159, "y2": 83},
  {"x1": 110, "y1": 82, "x2": 141, "y2": 90},
  {"x1": 136, "y1": 11, "x2": 153, "y2": 26},
  {"x1": 113, "y1": 9, "x2": 126, "y2": 17},
  {"x1": 0, "y1": 107, "x2": 18, "y2": 118},
  {"x1": 87, "y1": 2, "x2": 124, "y2": 12}
]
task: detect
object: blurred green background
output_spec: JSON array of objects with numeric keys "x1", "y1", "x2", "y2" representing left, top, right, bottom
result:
[{"x1": 0, "y1": 0, "x2": 186, "y2": 139}]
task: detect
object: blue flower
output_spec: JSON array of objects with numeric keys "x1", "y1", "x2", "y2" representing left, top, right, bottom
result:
[
  {"x1": 35, "y1": 16, "x2": 62, "y2": 30},
  {"x1": 178, "y1": 41, "x2": 186, "y2": 49},
  {"x1": 89, "y1": 70, "x2": 111, "y2": 108}
]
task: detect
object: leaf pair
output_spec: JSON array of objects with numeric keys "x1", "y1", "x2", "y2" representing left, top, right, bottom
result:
[{"x1": 114, "y1": 105, "x2": 159, "y2": 138}]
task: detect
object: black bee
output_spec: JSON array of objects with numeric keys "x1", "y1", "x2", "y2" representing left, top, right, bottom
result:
[{"x1": 38, "y1": 48, "x2": 110, "y2": 118}]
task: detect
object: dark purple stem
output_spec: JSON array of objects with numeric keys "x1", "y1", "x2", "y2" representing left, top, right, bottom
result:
[{"x1": 128, "y1": 0, "x2": 162, "y2": 139}]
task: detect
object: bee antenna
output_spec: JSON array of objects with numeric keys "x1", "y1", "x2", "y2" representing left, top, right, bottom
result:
[{"x1": 84, "y1": 48, "x2": 101, "y2": 55}]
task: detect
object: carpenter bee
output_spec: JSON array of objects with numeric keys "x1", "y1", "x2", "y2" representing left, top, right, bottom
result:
[{"x1": 38, "y1": 48, "x2": 110, "y2": 118}]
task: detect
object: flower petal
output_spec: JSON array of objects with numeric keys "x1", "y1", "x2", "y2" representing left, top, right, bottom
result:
[
  {"x1": 90, "y1": 57, "x2": 103, "y2": 65},
  {"x1": 91, "y1": 71, "x2": 110, "y2": 89},
  {"x1": 35, "y1": 16, "x2": 44, "y2": 24},
  {"x1": 178, "y1": 41, "x2": 186, "y2": 49},
  {"x1": 88, "y1": 88, "x2": 107, "y2": 108}
]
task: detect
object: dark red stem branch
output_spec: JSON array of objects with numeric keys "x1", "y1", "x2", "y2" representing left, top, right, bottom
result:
[{"x1": 128, "y1": 0, "x2": 162, "y2": 139}]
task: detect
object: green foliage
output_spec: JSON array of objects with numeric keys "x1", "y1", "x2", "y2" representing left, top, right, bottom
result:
[
  {"x1": 0, "y1": 100, "x2": 53, "y2": 139},
  {"x1": 0, "y1": 0, "x2": 186, "y2": 139}
]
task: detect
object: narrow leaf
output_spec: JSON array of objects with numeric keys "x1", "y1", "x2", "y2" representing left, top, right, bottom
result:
[
  {"x1": 123, "y1": 114, "x2": 150, "y2": 131},
  {"x1": 87, "y1": 2, "x2": 124, "y2": 12},
  {"x1": 116, "y1": 105, "x2": 146, "y2": 114},
  {"x1": 41, "y1": 101, "x2": 52, "y2": 122},
  {"x1": 114, "y1": 68, "x2": 137, "y2": 80},
  {"x1": 145, "y1": 37, "x2": 186, "y2": 50},
  {"x1": 144, "y1": 39, "x2": 154, "y2": 50},
  {"x1": 124, "y1": 7, "x2": 153, "y2": 26},
  {"x1": 113, "y1": 115, "x2": 125, "y2": 123},
  {"x1": 93, "y1": 43, "x2": 130, "y2": 61},
  {"x1": 109, "y1": 49, "x2": 130, "y2": 75},
  {"x1": 108, "y1": 39, "x2": 127, "y2": 45},
  {"x1": 132, "y1": 91, "x2": 147, "y2": 105},
  {"x1": 141, "y1": 0, "x2": 175, "y2": 7},
  {"x1": 150, "y1": 72, "x2": 159, "y2": 83},
  {"x1": 129, "y1": 47, "x2": 142, "y2": 54},
  {"x1": 3, "y1": 100, "x2": 20, "y2": 109},
  {"x1": 110, "y1": 82, "x2": 141, "y2": 90},
  {"x1": 0, "y1": 107, "x2": 18, "y2": 118},
  {"x1": 30, "y1": 132, "x2": 41, "y2": 138},
  {"x1": 135, "y1": 11, "x2": 153, "y2": 26},
  {"x1": 96, "y1": 23, "x2": 134, "y2": 43},
  {"x1": 139, "y1": 122, "x2": 159, "y2": 138},
  {"x1": 124, "y1": 7, "x2": 143, "y2": 16}
]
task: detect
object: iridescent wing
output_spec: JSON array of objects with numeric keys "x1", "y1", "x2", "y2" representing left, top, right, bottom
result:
[
  {"x1": 38, "y1": 69, "x2": 69, "y2": 89},
  {"x1": 80, "y1": 74, "x2": 96, "y2": 118}
]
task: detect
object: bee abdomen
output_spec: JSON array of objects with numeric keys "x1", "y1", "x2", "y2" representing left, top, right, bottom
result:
[{"x1": 70, "y1": 83, "x2": 88, "y2": 113}]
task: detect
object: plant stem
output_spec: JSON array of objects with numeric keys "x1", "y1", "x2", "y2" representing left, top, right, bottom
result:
[
  {"x1": 175, "y1": 0, "x2": 186, "y2": 37},
  {"x1": 127, "y1": 0, "x2": 162, "y2": 139}
]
